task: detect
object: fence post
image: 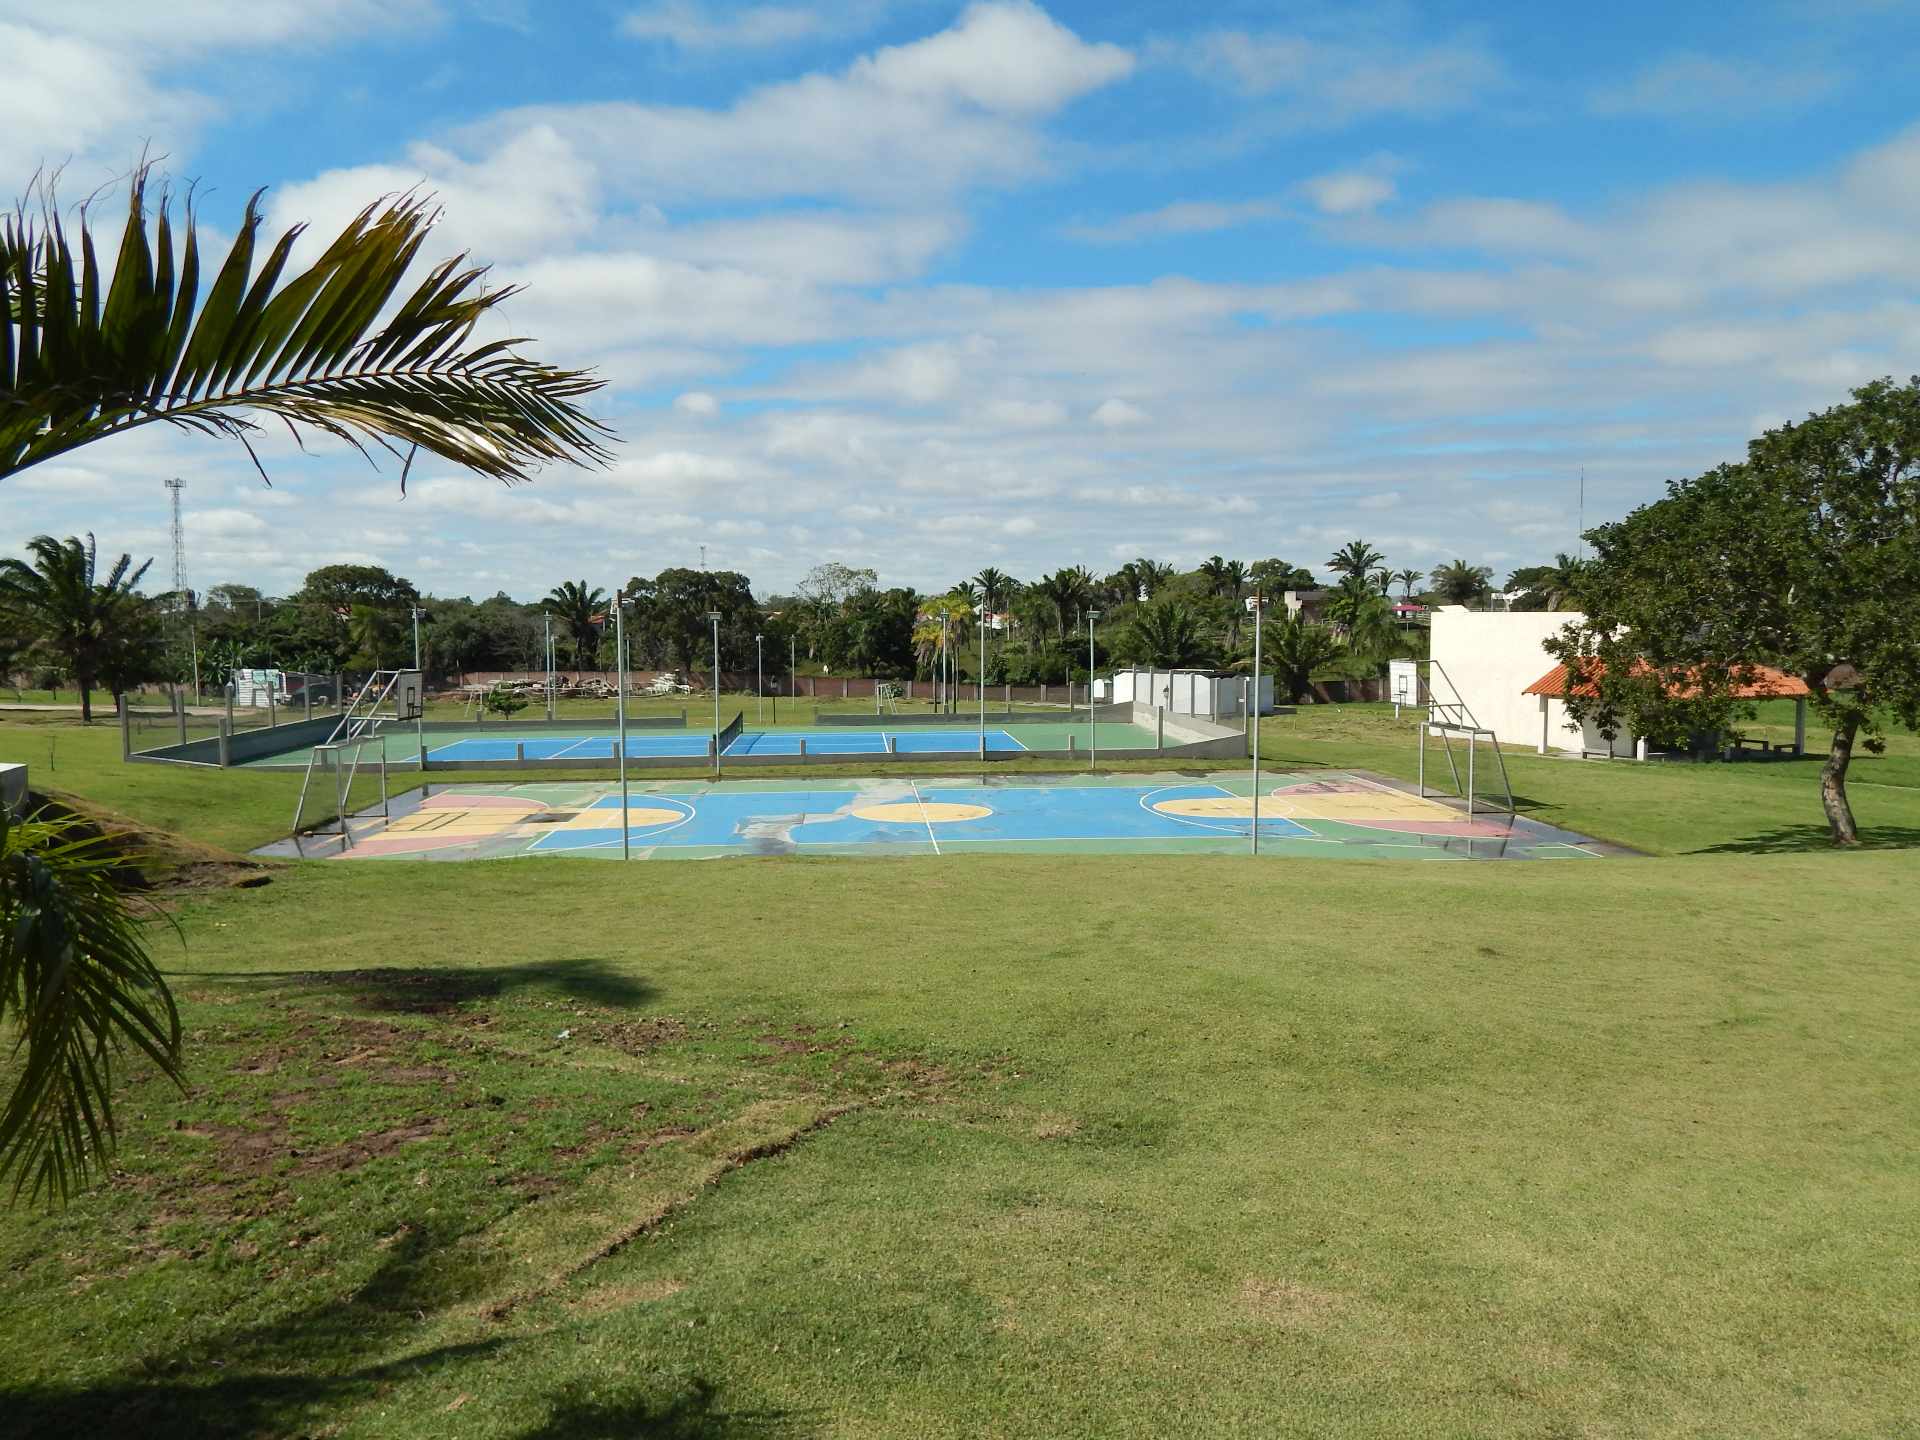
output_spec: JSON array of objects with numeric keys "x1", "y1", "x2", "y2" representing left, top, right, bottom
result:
[
  {"x1": 268, "y1": 690, "x2": 277, "y2": 730},
  {"x1": 886, "y1": 735, "x2": 898, "y2": 754},
  {"x1": 175, "y1": 687, "x2": 187, "y2": 746},
  {"x1": 1004, "y1": 683, "x2": 1011, "y2": 706},
  {"x1": 119, "y1": 694, "x2": 132, "y2": 760},
  {"x1": 218, "y1": 716, "x2": 231, "y2": 769},
  {"x1": 304, "y1": 684, "x2": 313, "y2": 722},
  {"x1": 979, "y1": 734, "x2": 987, "y2": 760},
  {"x1": 225, "y1": 688, "x2": 235, "y2": 742},
  {"x1": 1156, "y1": 706, "x2": 1165, "y2": 750},
  {"x1": 1067, "y1": 734, "x2": 1076, "y2": 755},
  {"x1": 515, "y1": 742, "x2": 526, "y2": 763},
  {"x1": 841, "y1": 678, "x2": 849, "y2": 699},
  {"x1": 335, "y1": 673, "x2": 344, "y2": 710},
  {"x1": 798, "y1": 738, "x2": 807, "y2": 764}
]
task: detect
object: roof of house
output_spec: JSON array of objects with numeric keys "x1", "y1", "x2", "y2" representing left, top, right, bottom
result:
[{"x1": 1524, "y1": 661, "x2": 1810, "y2": 700}]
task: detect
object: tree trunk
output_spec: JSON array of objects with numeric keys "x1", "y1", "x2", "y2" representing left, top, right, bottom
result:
[
  {"x1": 1820, "y1": 713, "x2": 1861, "y2": 847},
  {"x1": 78, "y1": 672, "x2": 93, "y2": 723}
]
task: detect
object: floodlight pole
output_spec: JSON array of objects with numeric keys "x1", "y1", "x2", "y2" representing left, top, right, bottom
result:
[
  {"x1": 978, "y1": 613, "x2": 987, "y2": 749},
  {"x1": 543, "y1": 613, "x2": 554, "y2": 720},
  {"x1": 789, "y1": 635, "x2": 796, "y2": 725},
  {"x1": 756, "y1": 632, "x2": 764, "y2": 726},
  {"x1": 616, "y1": 591, "x2": 630, "y2": 861},
  {"x1": 708, "y1": 611, "x2": 723, "y2": 779},
  {"x1": 1250, "y1": 594, "x2": 1263, "y2": 856},
  {"x1": 1087, "y1": 609, "x2": 1100, "y2": 771},
  {"x1": 410, "y1": 606, "x2": 424, "y2": 673}
]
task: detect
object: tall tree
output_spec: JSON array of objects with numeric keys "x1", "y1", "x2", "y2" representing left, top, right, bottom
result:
[
  {"x1": 0, "y1": 535, "x2": 154, "y2": 721},
  {"x1": 1506, "y1": 554, "x2": 1588, "y2": 612},
  {"x1": 1, "y1": 168, "x2": 612, "y2": 485},
  {"x1": 1266, "y1": 613, "x2": 1345, "y2": 703},
  {"x1": 1118, "y1": 601, "x2": 1217, "y2": 669},
  {"x1": 1248, "y1": 558, "x2": 1314, "y2": 594},
  {"x1": 1326, "y1": 539, "x2": 1385, "y2": 581},
  {"x1": 1391, "y1": 568, "x2": 1424, "y2": 600},
  {"x1": 1547, "y1": 377, "x2": 1920, "y2": 846},
  {"x1": 543, "y1": 581, "x2": 608, "y2": 671},
  {"x1": 1428, "y1": 560, "x2": 1494, "y2": 607}
]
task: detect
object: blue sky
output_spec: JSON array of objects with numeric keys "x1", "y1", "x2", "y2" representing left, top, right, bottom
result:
[{"x1": 6, "y1": 0, "x2": 1919, "y2": 600}]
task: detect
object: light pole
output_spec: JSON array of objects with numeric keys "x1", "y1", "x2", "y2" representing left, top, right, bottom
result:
[
  {"x1": 789, "y1": 635, "x2": 796, "y2": 726},
  {"x1": 410, "y1": 606, "x2": 425, "y2": 673},
  {"x1": 1086, "y1": 609, "x2": 1100, "y2": 771},
  {"x1": 756, "y1": 632, "x2": 764, "y2": 726},
  {"x1": 707, "y1": 611, "x2": 723, "y2": 779},
  {"x1": 1250, "y1": 593, "x2": 1264, "y2": 856},
  {"x1": 978, "y1": 611, "x2": 987, "y2": 751},
  {"x1": 615, "y1": 591, "x2": 630, "y2": 860},
  {"x1": 543, "y1": 613, "x2": 554, "y2": 720}
]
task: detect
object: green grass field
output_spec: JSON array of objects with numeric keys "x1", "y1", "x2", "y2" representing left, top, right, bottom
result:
[{"x1": 1, "y1": 705, "x2": 1917, "y2": 1436}]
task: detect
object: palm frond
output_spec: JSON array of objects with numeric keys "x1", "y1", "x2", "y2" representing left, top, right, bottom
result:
[
  {"x1": 2, "y1": 167, "x2": 614, "y2": 484},
  {"x1": 0, "y1": 806, "x2": 182, "y2": 1205}
]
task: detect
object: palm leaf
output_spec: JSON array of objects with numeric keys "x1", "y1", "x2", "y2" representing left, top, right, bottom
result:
[
  {"x1": 2, "y1": 167, "x2": 613, "y2": 484},
  {"x1": 0, "y1": 805, "x2": 183, "y2": 1205}
]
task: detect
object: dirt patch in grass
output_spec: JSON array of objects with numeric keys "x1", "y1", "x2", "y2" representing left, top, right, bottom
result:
[
  {"x1": 30, "y1": 787, "x2": 274, "y2": 895},
  {"x1": 291, "y1": 1120, "x2": 446, "y2": 1175},
  {"x1": 567, "y1": 1277, "x2": 687, "y2": 1315},
  {"x1": 1239, "y1": 1277, "x2": 1342, "y2": 1327},
  {"x1": 586, "y1": 1016, "x2": 690, "y2": 1055}
]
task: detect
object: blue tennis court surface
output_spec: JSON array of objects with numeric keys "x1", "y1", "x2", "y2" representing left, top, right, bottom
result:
[{"x1": 424, "y1": 728, "x2": 1027, "y2": 762}]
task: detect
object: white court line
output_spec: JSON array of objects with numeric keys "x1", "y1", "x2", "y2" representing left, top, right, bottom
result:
[
  {"x1": 999, "y1": 728, "x2": 1029, "y2": 751},
  {"x1": 908, "y1": 779, "x2": 942, "y2": 855},
  {"x1": 546, "y1": 737, "x2": 605, "y2": 759}
]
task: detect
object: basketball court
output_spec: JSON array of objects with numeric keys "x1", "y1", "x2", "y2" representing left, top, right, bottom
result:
[{"x1": 258, "y1": 770, "x2": 1624, "y2": 862}]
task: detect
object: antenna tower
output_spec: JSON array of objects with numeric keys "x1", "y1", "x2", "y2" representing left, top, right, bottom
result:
[{"x1": 164, "y1": 478, "x2": 189, "y2": 609}]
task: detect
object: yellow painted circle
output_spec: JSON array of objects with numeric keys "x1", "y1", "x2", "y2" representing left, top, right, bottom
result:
[
  {"x1": 851, "y1": 801, "x2": 992, "y2": 824},
  {"x1": 1153, "y1": 796, "x2": 1257, "y2": 818},
  {"x1": 620, "y1": 807, "x2": 686, "y2": 828}
]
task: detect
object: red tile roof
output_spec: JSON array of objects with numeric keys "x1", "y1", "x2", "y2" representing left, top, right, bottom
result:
[{"x1": 1524, "y1": 661, "x2": 1809, "y2": 699}]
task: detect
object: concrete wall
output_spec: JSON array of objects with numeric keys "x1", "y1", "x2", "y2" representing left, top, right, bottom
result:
[{"x1": 1429, "y1": 609, "x2": 1593, "y2": 754}]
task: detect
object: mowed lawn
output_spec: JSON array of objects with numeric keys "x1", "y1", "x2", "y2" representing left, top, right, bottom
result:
[{"x1": 0, "y1": 707, "x2": 1917, "y2": 1436}]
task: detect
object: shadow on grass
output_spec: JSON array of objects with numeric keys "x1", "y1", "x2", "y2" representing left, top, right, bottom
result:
[
  {"x1": 511, "y1": 1378, "x2": 804, "y2": 1438},
  {"x1": 1691, "y1": 825, "x2": 1920, "y2": 854},
  {"x1": 4, "y1": 1221, "x2": 790, "y2": 1437},
  {"x1": 180, "y1": 954, "x2": 657, "y2": 1014}
]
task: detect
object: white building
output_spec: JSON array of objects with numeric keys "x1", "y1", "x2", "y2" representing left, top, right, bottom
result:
[
  {"x1": 1429, "y1": 608, "x2": 1809, "y2": 758},
  {"x1": 1428, "y1": 608, "x2": 1629, "y2": 756},
  {"x1": 1110, "y1": 668, "x2": 1275, "y2": 718}
]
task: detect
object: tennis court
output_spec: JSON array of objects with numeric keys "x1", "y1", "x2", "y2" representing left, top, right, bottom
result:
[
  {"x1": 422, "y1": 726, "x2": 1031, "y2": 762},
  {"x1": 262, "y1": 771, "x2": 1625, "y2": 863}
]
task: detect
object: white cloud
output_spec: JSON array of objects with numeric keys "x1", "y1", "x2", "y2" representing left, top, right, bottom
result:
[
  {"x1": 1175, "y1": 24, "x2": 1502, "y2": 126},
  {"x1": 674, "y1": 391, "x2": 721, "y2": 418},
  {"x1": 1299, "y1": 169, "x2": 1396, "y2": 215},
  {"x1": 1090, "y1": 398, "x2": 1149, "y2": 428},
  {"x1": 1066, "y1": 198, "x2": 1284, "y2": 244},
  {"x1": 622, "y1": 2, "x2": 833, "y2": 49},
  {"x1": 1590, "y1": 54, "x2": 1837, "y2": 120}
]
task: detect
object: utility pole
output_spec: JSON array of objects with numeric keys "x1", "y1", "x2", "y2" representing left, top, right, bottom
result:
[{"x1": 163, "y1": 478, "x2": 198, "y2": 701}]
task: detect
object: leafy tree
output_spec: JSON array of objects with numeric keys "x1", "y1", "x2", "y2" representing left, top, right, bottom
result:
[
  {"x1": 346, "y1": 604, "x2": 403, "y2": 670},
  {"x1": 1326, "y1": 539, "x2": 1385, "y2": 581},
  {"x1": 1547, "y1": 377, "x2": 1920, "y2": 846},
  {"x1": 1248, "y1": 558, "x2": 1314, "y2": 593},
  {"x1": 0, "y1": 534, "x2": 155, "y2": 721},
  {"x1": 1265, "y1": 613, "x2": 1344, "y2": 703},
  {"x1": 1, "y1": 168, "x2": 611, "y2": 485},
  {"x1": 543, "y1": 581, "x2": 608, "y2": 671},
  {"x1": 1118, "y1": 601, "x2": 1216, "y2": 669},
  {"x1": 1428, "y1": 559, "x2": 1493, "y2": 607},
  {"x1": 1505, "y1": 554, "x2": 1588, "y2": 612},
  {"x1": 642, "y1": 568, "x2": 759, "y2": 676},
  {"x1": 296, "y1": 564, "x2": 418, "y2": 612},
  {"x1": 483, "y1": 683, "x2": 530, "y2": 718}
]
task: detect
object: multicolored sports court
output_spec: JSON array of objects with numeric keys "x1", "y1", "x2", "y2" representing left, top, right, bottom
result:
[{"x1": 260, "y1": 770, "x2": 1622, "y2": 862}]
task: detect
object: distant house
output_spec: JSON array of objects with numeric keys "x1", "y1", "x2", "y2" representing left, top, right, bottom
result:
[{"x1": 1281, "y1": 588, "x2": 1329, "y2": 623}]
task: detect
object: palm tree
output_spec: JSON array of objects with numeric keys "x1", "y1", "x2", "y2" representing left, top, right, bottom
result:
[
  {"x1": 1369, "y1": 567, "x2": 1393, "y2": 596},
  {"x1": 1267, "y1": 613, "x2": 1344, "y2": 703},
  {"x1": 1133, "y1": 558, "x2": 1177, "y2": 598},
  {"x1": 1392, "y1": 568, "x2": 1424, "y2": 600},
  {"x1": 1119, "y1": 601, "x2": 1217, "y2": 669},
  {"x1": 1326, "y1": 539, "x2": 1385, "y2": 581},
  {"x1": 544, "y1": 581, "x2": 609, "y2": 671},
  {"x1": 1429, "y1": 560, "x2": 1495, "y2": 607},
  {"x1": 1323, "y1": 574, "x2": 1379, "y2": 637},
  {"x1": 972, "y1": 568, "x2": 1010, "y2": 615},
  {"x1": 0, "y1": 805, "x2": 183, "y2": 1203},
  {"x1": 1528, "y1": 553, "x2": 1588, "y2": 611},
  {"x1": 0, "y1": 534, "x2": 153, "y2": 722},
  {"x1": 2, "y1": 167, "x2": 613, "y2": 485},
  {"x1": 1197, "y1": 555, "x2": 1230, "y2": 598}
]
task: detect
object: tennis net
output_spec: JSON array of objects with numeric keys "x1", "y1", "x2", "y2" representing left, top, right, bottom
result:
[{"x1": 717, "y1": 709, "x2": 746, "y2": 755}]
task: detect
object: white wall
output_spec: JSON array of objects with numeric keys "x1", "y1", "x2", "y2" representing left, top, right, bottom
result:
[{"x1": 1429, "y1": 609, "x2": 1595, "y2": 754}]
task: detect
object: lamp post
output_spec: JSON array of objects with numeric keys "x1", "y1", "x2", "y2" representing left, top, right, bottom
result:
[
  {"x1": 789, "y1": 635, "x2": 796, "y2": 726},
  {"x1": 1250, "y1": 593, "x2": 1264, "y2": 856},
  {"x1": 615, "y1": 591, "x2": 630, "y2": 860},
  {"x1": 756, "y1": 632, "x2": 764, "y2": 726},
  {"x1": 1086, "y1": 609, "x2": 1100, "y2": 771},
  {"x1": 543, "y1": 613, "x2": 554, "y2": 720},
  {"x1": 707, "y1": 611, "x2": 723, "y2": 779},
  {"x1": 410, "y1": 606, "x2": 425, "y2": 673}
]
